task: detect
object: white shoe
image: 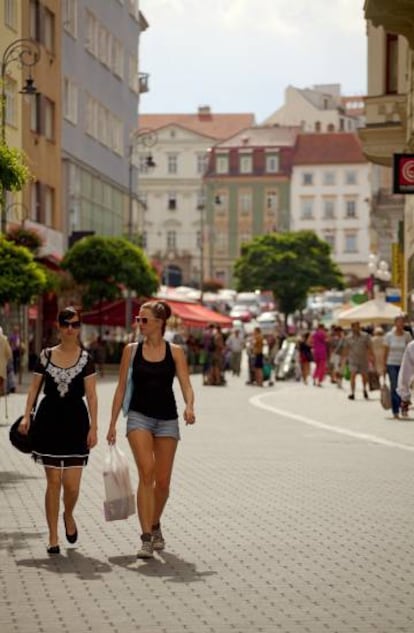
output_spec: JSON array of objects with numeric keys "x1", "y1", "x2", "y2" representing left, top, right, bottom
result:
[
  {"x1": 152, "y1": 526, "x2": 165, "y2": 551},
  {"x1": 137, "y1": 538, "x2": 153, "y2": 559}
]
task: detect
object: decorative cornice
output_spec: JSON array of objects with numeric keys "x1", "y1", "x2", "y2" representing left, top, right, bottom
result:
[{"x1": 365, "y1": 0, "x2": 414, "y2": 47}]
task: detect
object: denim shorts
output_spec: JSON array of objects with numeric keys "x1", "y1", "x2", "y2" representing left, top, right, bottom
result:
[{"x1": 126, "y1": 410, "x2": 180, "y2": 440}]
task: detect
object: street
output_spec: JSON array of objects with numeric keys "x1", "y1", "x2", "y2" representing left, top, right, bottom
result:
[{"x1": 1, "y1": 367, "x2": 414, "y2": 633}]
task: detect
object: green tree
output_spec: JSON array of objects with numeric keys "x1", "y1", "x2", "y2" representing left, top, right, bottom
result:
[
  {"x1": 0, "y1": 144, "x2": 31, "y2": 192},
  {"x1": 0, "y1": 237, "x2": 47, "y2": 305},
  {"x1": 61, "y1": 235, "x2": 159, "y2": 309},
  {"x1": 233, "y1": 231, "x2": 344, "y2": 322}
]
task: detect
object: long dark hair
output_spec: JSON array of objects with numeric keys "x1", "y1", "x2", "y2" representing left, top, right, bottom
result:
[{"x1": 140, "y1": 300, "x2": 172, "y2": 335}]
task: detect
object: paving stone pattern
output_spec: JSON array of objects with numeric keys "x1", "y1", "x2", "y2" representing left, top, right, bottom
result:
[{"x1": 0, "y1": 370, "x2": 413, "y2": 633}]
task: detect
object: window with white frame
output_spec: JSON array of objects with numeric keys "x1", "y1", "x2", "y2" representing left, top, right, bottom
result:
[
  {"x1": 63, "y1": 77, "x2": 78, "y2": 124},
  {"x1": 168, "y1": 192, "x2": 177, "y2": 210},
  {"x1": 239, "y1": 154, "x2": 252, "y2": 174},
  {"x1": 216, "y1": 155, "x2": 228, "y2": 174},
  {"x1": 167, "y1": 154, "x2": 178, "y2": 174},
  {"x1": 31, "y1": 182, "x2": 41, "y2": 222},
  {"x1": 266, "y1": 154, "x2": 279, "y2": 173},
  {"x1": 323, "y1": 171, "x2": 335, "y2": 185},
  {"x1": 44, "y1": 98, "x2": 55, "y2": 141},
  {"x1": 85, "y1": 11, "x2": 98, "y2": 56},
  {"x1": 323, "y1": 198, "x2": 335, "y2": 219},
  {"x1": 345, "y1": 199, "x2": 357, "y2": 218},
  {"x1": 166, "y1": 230, "x2": 176, "y2": 249},
  {"x1": 344, "y1": 233, "x2": 357, "y2": 252},
  {"x1": 324, "y1": 233, "x2": 335, "y2": 252},
  {"x1": 239, "y1": 192, "x2": 252, "y2": 215},
  {"x1": 138, "y1": 154, "x2": 149, "y2": 173},
  {"x1": 266, "y1": 191, "x2": 278, "y2": 210},
  {"x1": 197, "y1": 153, "x2": 207, "y2": 174},
  {"x1": 5, "y1": 0, "x2": 17, "y2": 29},
  {"x1": 300, "y1": 197, "x2": 314, "y2": 219},
  {"x1": 30, "y1": 94, "x2": 41, "y2": 134},
  {"x1": 302, "y1": 172, "x2": 313, "y2": 186},
  {"x1": 345, "y1": 170, "x2": 357, "y2": 185},
  {"x1": 44, "y1": 185, "x2": 54, "y2": 226},
  {"x1": 111, "y1": 38, "x2": 124, "y2": 78},
  {"x1": 197, "y1": 190, "x2": 206, "y2": 208},
  {"x1": 63, "y1": 0, "x2": 77, "y2": 37},
  {"x1": 215, "y1": 231, "x2": 228, "y2": 252},
  {"x1": 43, "y1": 7, "x2": 55, "y2": 52}
]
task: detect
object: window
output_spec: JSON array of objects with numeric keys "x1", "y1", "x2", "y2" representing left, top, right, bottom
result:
[
  {"x1": 167, "y1": 231, "x2": 176, "y2": 249},
  {"x1": 85, "y1": 11, "x2": 98, "y2": 56},
  {"x1": 30, "y1": 0, "x2": 40, "y2": 41},
  {"x1": 85, "y1": 94, "x2": 123, "y2": 154},
  {"x1": 216, "y1": 155, "x2": 228, "y2": 174},
  {"x1": 266, "y1": 154, "x2": 279, "y2": 173},
  {"x1": 324, "y1": 233, "x2": 335, "y2": 252},
  {"x1": 197, "y1": 190, "x2": 206, "y2": 208},
  {"x1": 215, "y1": 232, "x2": 228, "y2": 252},
  {"x1": 128, "y1": 56, "x2": 139, "y2": 92},
  {"x1": 385, "y1": 32, "x2": 398, "y2": 94},
  {"x1": 4, "y1": 78, "x2": 17, "y2": 127},
  {"x1": 323, "y1": 171, "x2": 335, "y2": 185},
  {"x1": 63, "y1": 78, "x2": 78, "y2": 124},
  {"x1": 323, "y1": 199, "x2": 335, "y2": 219},
  {"x1": 44, "y1": 8, "x2": 55, "y2": 52},
  {"x1": 44, "y1": 185, "x2": 54, "y2": 226},
  {"x1": 30, "y1": 93, "x2": 42, "y2": 134},
  {"x1": 5, "y1": 0, "x2": 17, "y2": 29},
  {"x1": 31, "y1": 182, "x2": 42, "y2": 222},
  {"x1": 138, "y1": 155, "x2": 149, "y2": 173},
  {"x1": 167, "y1": 154, "x2": 178, "y2": 174},
  {"x1": 44, "y1": 98, "x2": 55, "y2": 140},
  {"x1": 345, "y1": 233, "x2": 357, "y2": 253},
  {"x1": 300, "y1": 197, "x2": 314, "y2": 219},
  {"x1": 239, "y1": 192, "x2": 252, "y2": 215},
  {"x1": 168, "y1": 192, "x2": 177, "y2": 210},
  {"x1": 63, "y1": 0, "x2": 77, "y2": 37},
  {"x1": 141, "y1": 231, "x2": 147, "y2": 249},
  {"x1": 266, "y1": 191, "x2": 278, "y2": 210},
  {"x1": 302, "y1": 172, "x2": 313, "y2": 186},
  {"x1": 197, "y1": 153, "x2": 207, "y2": 175},
  {"x1": 345, "y1": 170, "x2": 357, "y2": 185},
  {"x1": 345, "y1": 199, "x2": 357, "y2": 218},
  {"x1": 112, "y1": 38, "x2": 124, "y2": 78},
  {"x1": 315, "y1": 121, "x2": 321, "y2": 132},
  {"x1": 239, "y1": 155, "x2": 252, "y2": 174}
]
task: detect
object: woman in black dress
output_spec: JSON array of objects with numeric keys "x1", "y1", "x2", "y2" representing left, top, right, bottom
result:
[{"x1": 19, "y1": 307, "x2": 98, "y2": 554}]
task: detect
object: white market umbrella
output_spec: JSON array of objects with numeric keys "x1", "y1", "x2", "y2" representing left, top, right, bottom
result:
[{"x1": 336, "y1": 299, "x2": 403, "y2": 326}]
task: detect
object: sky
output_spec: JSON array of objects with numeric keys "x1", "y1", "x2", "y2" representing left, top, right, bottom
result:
[{"x1": 139, "y1": 0, "x2": 367, "y2": 124}]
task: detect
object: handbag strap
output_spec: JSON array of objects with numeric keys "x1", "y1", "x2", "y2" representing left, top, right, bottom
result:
[{"x1": 31, "y1": 348, "x2": 51, "y2": 413}]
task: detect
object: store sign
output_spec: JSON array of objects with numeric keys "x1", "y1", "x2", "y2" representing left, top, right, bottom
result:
[{"x1": 393, "y1": 154, "x2": 414, "y2": 193}]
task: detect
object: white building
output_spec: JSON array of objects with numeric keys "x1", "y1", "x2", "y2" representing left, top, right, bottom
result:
[
  {"x1": 263, "y1": 84, "x2": 364, "y2": 133},
  {"x1": 290, "y1": 133, "x2": 371, "y2": 280},
  {"x1": 137, "y1": 108, "x2": 255, "y2": 286}
]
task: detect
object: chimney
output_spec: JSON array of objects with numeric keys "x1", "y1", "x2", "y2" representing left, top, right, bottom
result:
[{"x1": 198, "y1": 105, "x2": 212, "y2": 120}]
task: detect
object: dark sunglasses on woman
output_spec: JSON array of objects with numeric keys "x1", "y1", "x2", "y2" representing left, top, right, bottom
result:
[{"x1": 61, "y1": 320, "x2": 81, "y2": 329}]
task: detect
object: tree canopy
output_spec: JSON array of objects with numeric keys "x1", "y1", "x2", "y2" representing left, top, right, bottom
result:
[
  {"x1": 61, "y1": 235, "x2": 159, "y2": 308},
  {"x1": 233, "y1": 231, "x2": 344, "y2": 319},
  {"x1": 0, "y1": 237, "x2": 48, "y2": 305},
  {"x1": 0, "y1": 144, "x2": 31, "y2": 192}
]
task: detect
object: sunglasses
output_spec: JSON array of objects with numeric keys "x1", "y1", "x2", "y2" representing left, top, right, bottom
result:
[
  {"x1": 135, "y1": 316, "x2": 158, "y2": 325},
  {"x1": 60, "y1": 320, "x2": 81, "y2": 329}
]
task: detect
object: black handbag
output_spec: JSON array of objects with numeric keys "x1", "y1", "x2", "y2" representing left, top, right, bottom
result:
[{"x1": 9, "y1": 350, "x2": 51, "y2": 454}]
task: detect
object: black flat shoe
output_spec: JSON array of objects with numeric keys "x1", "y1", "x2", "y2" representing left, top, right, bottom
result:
[
  {"x1": 47, "y1": 545, "x2": 60, "y2": 555},
  {"x1": 63, "y1": 512, "x2": 78, "y2": 544}
]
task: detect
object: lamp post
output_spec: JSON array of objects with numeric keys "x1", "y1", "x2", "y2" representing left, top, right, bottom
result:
[
  {"x1": 125, "y1": 128, "x2": 157, "y2": 333},
  {"x1": 1, "y1": 39, "x2": 41, "y2": 233},
  {"x1": 367, "y1": 253, "x2": 391, "y2": 299}
]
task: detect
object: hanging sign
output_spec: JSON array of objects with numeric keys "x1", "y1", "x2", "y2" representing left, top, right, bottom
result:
[{"x1": 393, "y1": 154, "x2": 414, "y2": 194}]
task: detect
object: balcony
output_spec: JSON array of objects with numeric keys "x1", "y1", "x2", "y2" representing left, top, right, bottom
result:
[
  {"x1": 358, "y1": 93, "x2": 407, "y2": 166},
  {"x1": 364, "y1": 0, "x2": 414, "y2": 48}
]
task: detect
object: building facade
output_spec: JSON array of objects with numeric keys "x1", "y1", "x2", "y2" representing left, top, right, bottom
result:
[
  {"x1": 203, "y1": 126, "x2": 298, "y2": 286},
  {"x1": 290, "y1": 133, "x2": 371, "y2": 281},
  {"x1": 138, "y1": 108, "x2": 255, "y2": 287}
]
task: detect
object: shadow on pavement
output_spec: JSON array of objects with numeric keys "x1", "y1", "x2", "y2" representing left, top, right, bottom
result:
[
  {"x1": 0, "y1": 530, "x2": 42, "y2": 551},
  {"x1": 0, "y1": 471, "x2": 40, "y2": 488},
  {"x1": 109, "y1": 550, "x2": 217, "y2": 583},
  {"x1": 16, "y1": 548, "x2": 112, "y2": 580}
]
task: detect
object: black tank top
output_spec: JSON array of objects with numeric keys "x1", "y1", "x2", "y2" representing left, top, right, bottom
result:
[{"x1": 129, "y1": 342, "x2": 178, "y2": 420}]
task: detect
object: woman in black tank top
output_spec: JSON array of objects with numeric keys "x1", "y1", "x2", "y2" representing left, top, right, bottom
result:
[{"x1": 106, "y1": 300, "x2": 196, "y2": 559}]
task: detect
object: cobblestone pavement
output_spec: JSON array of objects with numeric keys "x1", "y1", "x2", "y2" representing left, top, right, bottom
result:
[{"x1": 1, "y1": 367, "x2": 414, "y2": 633}]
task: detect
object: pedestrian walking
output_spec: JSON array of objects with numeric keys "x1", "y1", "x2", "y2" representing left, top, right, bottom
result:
[
  {"x1": 397, "y1": 338, "x2": 414, "y2": 415},
  {"x1": 343, "y1": 321, "x2": 373, "y2": 400},
  {"x1": 311, "y1": 323, "x2": 328, "y2": 387},
  {"x1": 252, "y1": 327, "x2": 264, "y2": 386},
  {"x1": 106, "y1": 300, "x2": 196, "y2": 559},
  {"x1": 0, "y1": 326, "x2": 12, "y2": 397},
  {"x1": 298, "y1": 332, "x2": 313, "y2": 385},
  {"x1": 9, "y1": 325, "x2": 23, "y2": 376},
  {"x1": 384, "y1": 315, "x2": 411, "y2": 419},
  {"x1": 18, "y1": 307, "x2": 98, "y2": 554},
  {"x1": 371, "y1": 326, "x2": 387, "y2": 382},
  {"x1": 226, "y1": 328, "x2": 244, "y2": 376}
]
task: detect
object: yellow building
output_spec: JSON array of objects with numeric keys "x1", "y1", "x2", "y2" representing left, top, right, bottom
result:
[{"x1": 360, "y1": 1, "x2": 414, "y2": 311}]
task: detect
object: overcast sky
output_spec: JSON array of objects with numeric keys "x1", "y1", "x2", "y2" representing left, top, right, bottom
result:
[{"x1": 139, "y1": 0, "x2": 366, "y2": 123}]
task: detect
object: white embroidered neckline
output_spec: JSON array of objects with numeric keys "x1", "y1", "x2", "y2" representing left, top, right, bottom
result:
[{"x1": 41, "y1": 349, "x2": 88, "y2": 397}]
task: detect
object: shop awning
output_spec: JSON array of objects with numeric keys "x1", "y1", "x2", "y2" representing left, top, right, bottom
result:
[{"x1": 81, "y1": 298, "x2": 232, "y2": 329}]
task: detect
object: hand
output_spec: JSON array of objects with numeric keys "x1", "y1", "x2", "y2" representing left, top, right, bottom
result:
[
  {"x1": 401, "y1": 400, "x2": 410, "y2": 414},
  {"x1": 18, "y1": 416, "x2": 30, "y2": 435},
  {"x1": 106, "y1": 424, "x2": 117, "y2": 444},
  {"x1": 87, "y1": 428, "x2": 98, "y2": 448},
  {"x1": 184, "y1": 406, "x2": 196, "y2": 425}
]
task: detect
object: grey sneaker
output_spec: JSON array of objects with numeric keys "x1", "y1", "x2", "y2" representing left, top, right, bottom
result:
[
  {"x1": 152, "y1": 526, "x2": 165, "y2": 551},
  {"x1": 137, "y1": 537, "x2": 153, "y2": 559}
]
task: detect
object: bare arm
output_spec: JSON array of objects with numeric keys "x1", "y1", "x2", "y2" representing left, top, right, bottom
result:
[
  {"x1": 84, "y1": 374, "x2": 98, "y2": 448},
  {"x1": 106, "y1": 344, "x2": 134, "y2": 443},
  {"x1": 172, "y1": 344, "x2": 195, "y2": 425}
]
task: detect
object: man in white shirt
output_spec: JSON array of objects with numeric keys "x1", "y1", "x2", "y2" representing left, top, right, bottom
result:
[{"x1": 397, "y1": 339, "x2": 414, "y2": 415}]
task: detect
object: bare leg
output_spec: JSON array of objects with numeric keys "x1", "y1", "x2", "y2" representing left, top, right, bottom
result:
[
  {"x1": 152, "y1": 437, "x2": 178, "y2": 526},
  {"x1": 45, "y1": 467, "x2": 62, "y2": 546},
  {"x1": 128, "y1": 429, "x2": 155, "y2": 535},
  {"x1": 62, "y1": 467, "x2": 83, "y2": 534}
]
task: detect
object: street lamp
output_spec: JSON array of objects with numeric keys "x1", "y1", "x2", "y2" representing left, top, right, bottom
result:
[
  {"x1": 1, "y1": 39, "x2": 41, "y2": 233},
  {"x1": 125, "y1": 127, "x2": 158, "y2": 332},
  {"x1": 367, "y1": 253, "x2": 391, "y2": 299}
]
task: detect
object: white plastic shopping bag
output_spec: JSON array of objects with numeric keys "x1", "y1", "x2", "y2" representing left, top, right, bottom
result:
[{"x1": 103, "y1": 444, "x2": 135, "y2": 521}]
